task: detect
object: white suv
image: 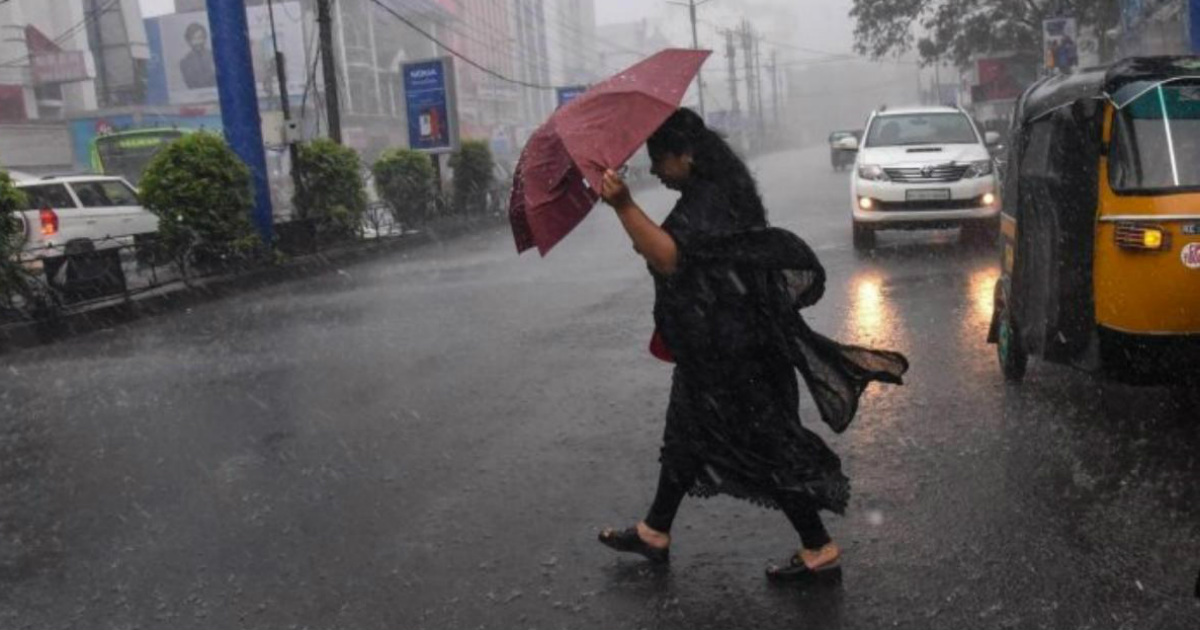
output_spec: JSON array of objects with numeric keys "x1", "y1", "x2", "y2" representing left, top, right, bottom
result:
[
  {"x1": 11, "y1": 175, "x2": 157, "y2": 260},
  {"x1": 849, "y1": 106, "x2": 1001, "y2": 249},
  {"x1": 7, "y1": 175, "x2": 159, "y2": 299}
]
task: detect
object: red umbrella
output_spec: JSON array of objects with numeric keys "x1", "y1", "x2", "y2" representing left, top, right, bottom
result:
[{"x1": 509, "y1": 49, "x2": 712, "y2": 256}]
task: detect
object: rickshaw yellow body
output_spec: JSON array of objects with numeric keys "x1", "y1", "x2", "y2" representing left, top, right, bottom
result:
[{"x1": 1095, "y1": 104, "x2": 1200, "y2": 335}]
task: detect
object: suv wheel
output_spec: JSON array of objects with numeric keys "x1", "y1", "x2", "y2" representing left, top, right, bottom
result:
[{"x1": 852, "y1": 222, "x2": 875, "y2": 250}]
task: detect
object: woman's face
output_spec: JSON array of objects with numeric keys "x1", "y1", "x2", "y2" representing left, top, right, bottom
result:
[{"x1": 650, "y1": 151, "x2": 692, "y2": 190}]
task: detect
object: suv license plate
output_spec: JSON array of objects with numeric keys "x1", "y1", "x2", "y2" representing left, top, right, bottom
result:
[{"x1": 906, "y1": 189, "x2": 951, "y2": 201}]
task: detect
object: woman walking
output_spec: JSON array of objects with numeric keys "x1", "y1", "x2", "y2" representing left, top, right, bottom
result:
[{"x1": 596, "y1": 108, "x2": 907, "y2": 582}]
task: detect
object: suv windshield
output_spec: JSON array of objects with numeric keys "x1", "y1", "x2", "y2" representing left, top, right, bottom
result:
[
  {"x1": 1110, "y1": 81, "x2": 1200, "y2": 192},
  {"x1": 866, "y1": 113, "x2": 979, "y2": 147}
]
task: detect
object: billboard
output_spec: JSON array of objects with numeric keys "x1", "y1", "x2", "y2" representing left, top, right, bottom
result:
[
  {"x1": 1043, "y1": 17, "x2": 1079, "y2": 72},
  {"x1": 973, "y1": 57, "x2": 1036, "y2": 102},
  {"x1": 402, "y1": 57, "x2": 459, "y2": 153},
  {"x1": 556, "y1": 85, "x2": 588, "y2": 109},
  {"x1": 1192, "y1": 0, "x2": 1200, "y2": 53},
  {"x1": 152, "y1": 2, "x2": 307, "y2": 105}
]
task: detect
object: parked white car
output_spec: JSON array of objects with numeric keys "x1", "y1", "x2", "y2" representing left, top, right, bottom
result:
[
  {"x1": 11, "y1": 175, "x2": 158, "y2": 260},
  {"x1": 6, "y1": 175, "x2": 159, "y2": 300},
  {"x1": 848, "y1": 106, "x2": 1001, "y2": 250}
]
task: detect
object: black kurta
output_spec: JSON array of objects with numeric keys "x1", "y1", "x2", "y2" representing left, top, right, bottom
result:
[{"x1": 652, "y1": 179, "x2": 907, "y2": 515}]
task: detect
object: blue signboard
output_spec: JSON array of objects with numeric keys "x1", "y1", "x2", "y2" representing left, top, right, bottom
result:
[
  {"x1": 556, "y1": 85, "x2": 588, "y2": 109},
  {"x1": 402, "y1": 57, "x2": 458, "y2": 153},
  {"x1": 1191, "y1": 0, "x2": 1200, "y2": 53}
]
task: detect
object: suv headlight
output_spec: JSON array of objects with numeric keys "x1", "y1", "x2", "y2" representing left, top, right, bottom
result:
[
  {"x1": 963, "y1": 159, "x2": 994, "y2": 178},
  {"x1": 858, "y1": 164, "x2": 889, "y2": 181}
]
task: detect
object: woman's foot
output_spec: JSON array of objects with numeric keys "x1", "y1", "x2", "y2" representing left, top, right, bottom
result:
[
  {"x1": 765, "y1": 542, "x2": 842, "y2": 583},
  {"x1": 598, "y1": 521, "x2": 670, "y2": 563}
]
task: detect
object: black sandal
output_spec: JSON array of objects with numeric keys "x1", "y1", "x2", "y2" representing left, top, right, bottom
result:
[
  {"x1": 766, "y1": 552, "x2": 842, "y2": 584},
  {"x1": 598, "y1": 527, "x2": 670, "y2": 564}
]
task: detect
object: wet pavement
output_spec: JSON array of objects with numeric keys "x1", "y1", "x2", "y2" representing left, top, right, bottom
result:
[{"x1": 2, "y1": 146, "x2": 1198, "y2": 629}]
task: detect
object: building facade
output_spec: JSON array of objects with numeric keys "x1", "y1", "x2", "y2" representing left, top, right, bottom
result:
[{"x1": 0, "y1": 0, "x2": 149, "y2": 122}]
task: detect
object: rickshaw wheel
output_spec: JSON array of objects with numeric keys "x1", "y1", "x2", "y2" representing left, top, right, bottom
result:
[{"x1": 997, "y1": 303, "x2": 1028, "y2": 382}]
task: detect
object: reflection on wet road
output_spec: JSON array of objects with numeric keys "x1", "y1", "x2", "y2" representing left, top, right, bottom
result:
[{"x1": 1, "y1": 146, "x2": 1197, "y2": 629}]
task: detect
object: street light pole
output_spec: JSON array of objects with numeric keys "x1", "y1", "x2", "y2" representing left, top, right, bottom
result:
[{"x1": 669, "y1": 0, "x2": 710, "y2": 119}]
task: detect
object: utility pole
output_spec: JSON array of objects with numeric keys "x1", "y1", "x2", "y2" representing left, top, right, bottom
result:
[
  {"x1": 753, "y1": 34, "x2": 764, "y2": 135},
  {"x1": 725, "y1": 29, "x2": 739, "y2": 115},
  {"x1": 769, "y1": 49, "x2": 779, "y2": 127},
  {"x1": 934, "y1": 57, "x2": 942, "y2": 105},
  {"x1": 741, "y1": 21, "x2": 757, "y2": 129},
  {"x1": 669, "y1": 0, "x2": 709, "y2": 119},
  {"x1": 89, "y1": 0, "x2": 110, "y2": 107},
  {"x1": 316, "y1": 0, "x2": 342, "y2": 144},
  {"x1": 267, "y1": 0, "x2": 303, "y2": 206},
  {"x1": 206, "y1": 0, "x2": 273, "y2": 242}
]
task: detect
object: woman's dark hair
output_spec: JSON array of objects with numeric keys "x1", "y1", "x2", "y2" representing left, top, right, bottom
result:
[{"x1": 647, "y1": 108, "x2": 766, "y2": 225}]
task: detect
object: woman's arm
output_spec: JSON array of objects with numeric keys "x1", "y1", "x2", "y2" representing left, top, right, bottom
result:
[{"x1": 600, "y1": 170, "x2": 679, "y2": 275}]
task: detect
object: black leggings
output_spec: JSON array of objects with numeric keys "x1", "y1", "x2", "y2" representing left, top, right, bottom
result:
[{"x1": 644, "y1": 461, "x2": 832, "y2": 550}]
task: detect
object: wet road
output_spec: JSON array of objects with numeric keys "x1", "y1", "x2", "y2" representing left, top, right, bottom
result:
[{"x1": 2, "y1": 146, "x2": 1198, "y2": 629}]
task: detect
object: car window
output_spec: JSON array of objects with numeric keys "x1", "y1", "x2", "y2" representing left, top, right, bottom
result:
[
  {"x1": 70, "y1": 181, "x2": 140, "y2": 208},
  {"x1": 17, "y1": 183, "x2": 76, "y2": 210},
  {"x1": 866, "y1": 113, "x2": 980, "y2": 147}
]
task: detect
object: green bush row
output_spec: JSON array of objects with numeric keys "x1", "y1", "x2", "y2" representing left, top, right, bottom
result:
[{"x1": 136, "y1": 133, "x2": 497, "y2": 264}]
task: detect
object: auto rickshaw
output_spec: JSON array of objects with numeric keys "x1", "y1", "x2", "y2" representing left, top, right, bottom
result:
[{"x1": 988, "y1": 57, "x2": 1200, "y2": 385}]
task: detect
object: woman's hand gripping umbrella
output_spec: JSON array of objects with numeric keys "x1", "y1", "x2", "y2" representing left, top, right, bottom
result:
[{"x1": 508, "y1": 49, "x2": 712, "y2": 256}]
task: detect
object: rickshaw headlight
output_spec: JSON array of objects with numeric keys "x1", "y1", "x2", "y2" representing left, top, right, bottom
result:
[
  {"x1": 964, "y1": 159, "x2": 994, "y2": 178},
  {"x1": 858, "y1": 164, "x2": 889, "y2": 181},
  {"x1": 1115, "y1": 222, "x2": 1170, "y2": 251}
]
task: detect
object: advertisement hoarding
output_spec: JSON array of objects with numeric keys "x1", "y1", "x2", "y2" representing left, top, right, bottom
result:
[
  {"x1": 30, "y1": 51, "x2": 89, "y2": 86},
  {"x1": 402, "y1": 57, "x2": 460, "y2": 154},
  {"x1": 1043, "y1": 17, "x2": 1080, "y2": 72},
  {"x1": 974, "y1": 57, "x2": 1036, "y2": 102},
  {"x1": 1192, "y1": 0, "x2": 1200, "y2": 53},
  {"x1": 151, "y1": 2, "x2": 307, "y2": 106}
]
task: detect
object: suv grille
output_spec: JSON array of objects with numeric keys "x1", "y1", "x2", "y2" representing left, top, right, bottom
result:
[{"x1": 884, "y1": 165, "x2": 969, "y2": 183}]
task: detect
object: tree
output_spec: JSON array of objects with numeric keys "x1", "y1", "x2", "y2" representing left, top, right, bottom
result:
[
  {"x1": 372, "y1": 149, "x2": 436, "y2": 228},
  {"x1": 139, "y1": 132, "x2": 260, "y2": 272},
  {"x1": 850, "y1": 0, "x2": 1121, "y2": 68},
  {"x1": 293, "y1": 138, "x2": 368, "y2": 238},
  {"x1": 448, "y1": 140, "x2": 495, "y2": 216}
]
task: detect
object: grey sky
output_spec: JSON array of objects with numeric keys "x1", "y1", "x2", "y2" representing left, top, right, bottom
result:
[{"x1": 597, "y1": 0, "x2": 858, "y2": 54}]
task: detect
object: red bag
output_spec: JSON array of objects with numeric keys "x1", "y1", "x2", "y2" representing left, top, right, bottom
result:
[{"x1": 649, "y1": 328, "x2": 674, "y2": 363}]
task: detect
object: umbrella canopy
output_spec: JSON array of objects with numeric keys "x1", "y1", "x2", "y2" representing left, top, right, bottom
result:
[{"x1": 509, "y1": 49, "x2": 711, "y2": 255}]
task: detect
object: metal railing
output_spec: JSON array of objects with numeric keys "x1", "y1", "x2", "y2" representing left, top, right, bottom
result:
[{"x1": 0, "y1": 212, "x2": 417, "y2": 329}]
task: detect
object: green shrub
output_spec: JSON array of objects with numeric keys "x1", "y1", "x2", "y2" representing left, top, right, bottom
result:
[
  {"x1": 0, "y1": 171, "x2": 26, "y2": 260},
  {"x1": 138, "y1": 132, "x2": 260, "y2": 267},
  {"x1": 449, "y1": 140, "x2": 494, "y2": 216},
  {"x1": 372, "y1": 148, "x2": 436, "y2": 228},
  {"x1": 294, "y1": 138, "x2": 367, "y2": 236},
  {"x1": 0, "y1": 171, "x2": 30, "y2": 305}
]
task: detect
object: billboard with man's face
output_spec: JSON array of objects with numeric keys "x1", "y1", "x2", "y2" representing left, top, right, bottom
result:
[{"x1": 154, "y1": 3, "x2": 307, "y2": 105}]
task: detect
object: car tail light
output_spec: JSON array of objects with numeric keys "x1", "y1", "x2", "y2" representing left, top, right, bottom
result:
[
  {"x1": 39, "y1": 207, "x2": 58, "y2": 236},
  {"x1": 1114, "y1": 222, "x2": 1169, "y2": 251}
]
